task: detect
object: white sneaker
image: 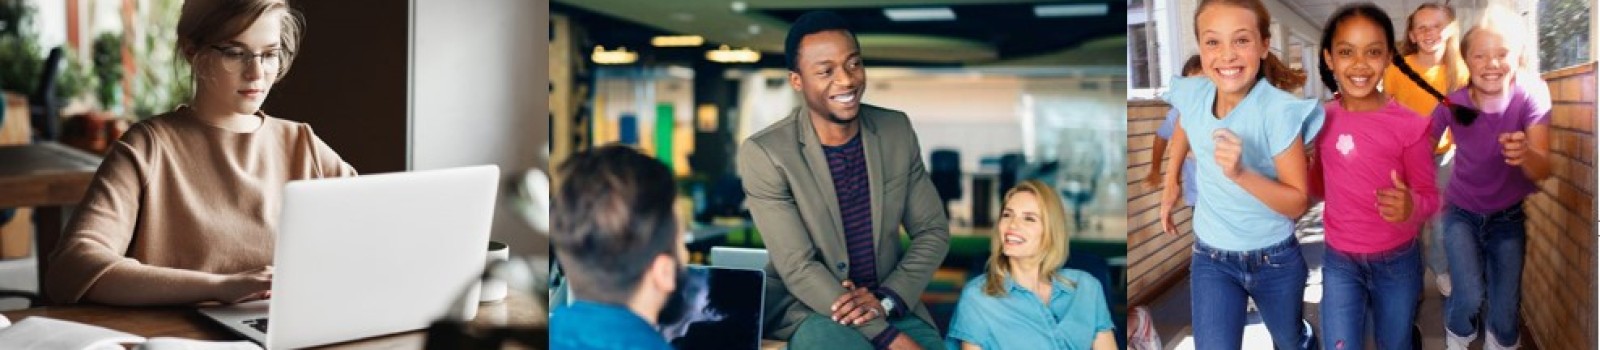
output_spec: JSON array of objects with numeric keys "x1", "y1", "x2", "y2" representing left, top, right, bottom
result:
[
  {"x1": 1437, "y1": 274, "x2": 1452, "y2": 297},
  {"x1": 1445, "y1": 328, "x2": 1475, "y2": 350}
]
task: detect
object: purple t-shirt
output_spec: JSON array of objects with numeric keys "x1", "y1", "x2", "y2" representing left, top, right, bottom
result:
[{"x1": 1429, "y1": 76, "x2": 1551, "y2": 214}]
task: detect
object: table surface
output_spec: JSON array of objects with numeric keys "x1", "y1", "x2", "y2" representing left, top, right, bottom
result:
[
  {"x1": 0, "y1": 292, "x2": 547, "y2": 349},
  {"x1": 0, "y1": 141, "x2": 101, "y2": 207}
]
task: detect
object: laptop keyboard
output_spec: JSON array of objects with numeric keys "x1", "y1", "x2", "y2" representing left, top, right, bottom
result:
[{"x1": 243, "y1": 317, "x2": 269, "y2": 333}]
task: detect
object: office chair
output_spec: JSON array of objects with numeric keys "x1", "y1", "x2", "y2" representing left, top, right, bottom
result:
[
  {"x1": 997, "y1": 153, "x2": 1025, "y2": 198},
  {"x1": 929, "y1": 149, "x2": 961, "y2": 214},
  {"x1": 28, "y1": 46, "x2": 64, "y2": 142}
]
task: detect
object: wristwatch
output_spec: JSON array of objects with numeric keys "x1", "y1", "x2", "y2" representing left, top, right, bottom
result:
[{"x1": 877, "y1": 292, "x2": 896, "y2": 315}]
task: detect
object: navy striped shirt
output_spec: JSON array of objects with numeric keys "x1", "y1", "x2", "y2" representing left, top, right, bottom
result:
[
  {"x1": 823, "y1": 135, "x2": 878, "y2": 289},
  {"x1": 823, "y1": 135, "x2": 902, "y2": 348}
]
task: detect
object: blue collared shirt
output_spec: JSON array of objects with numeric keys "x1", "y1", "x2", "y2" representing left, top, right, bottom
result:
[
  {"x1": 947, "y1": 268, "x2": 1114, "y2": 350},
  {"x1": 550, "y1": 300, "x2": 674, "y2": 350}
]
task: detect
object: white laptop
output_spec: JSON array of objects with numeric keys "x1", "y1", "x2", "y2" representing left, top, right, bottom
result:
[
  {"x1": 708, "y1": 246, "x2": 769, "y2": 271},
  {"x1": 199, "y1": 165, "x2": 499, "y2": 349}
]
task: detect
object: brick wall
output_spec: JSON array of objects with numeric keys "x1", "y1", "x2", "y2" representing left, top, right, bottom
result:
[
  {"x1": 1126, "y1": 99, "x2": 1196, "y2": 306},
  {"x1": 1521, "y1": 62, "x2": 1598, "y2": 350}
]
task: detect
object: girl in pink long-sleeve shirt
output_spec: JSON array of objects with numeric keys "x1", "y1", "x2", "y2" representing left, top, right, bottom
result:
[{"x1": 1307, "y1": 4, "x2": 1448, "y2": 349}]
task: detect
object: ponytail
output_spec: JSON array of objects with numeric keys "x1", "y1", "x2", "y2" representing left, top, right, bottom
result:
[{"x1": 1261, "y1": 52, "x2": 1306, "y2": 91}]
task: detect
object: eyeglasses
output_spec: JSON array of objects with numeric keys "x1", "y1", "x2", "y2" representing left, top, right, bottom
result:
[{"x1": 209, "y1": 45, "x2": 283, "y2": 73}]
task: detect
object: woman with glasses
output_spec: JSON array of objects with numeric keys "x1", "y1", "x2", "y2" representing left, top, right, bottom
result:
[{"x1": 45, "y1": 0, "x2": 357, "y2": 306}]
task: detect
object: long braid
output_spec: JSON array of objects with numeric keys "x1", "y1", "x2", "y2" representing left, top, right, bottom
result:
[{"x1": 1389, "y1": 51, "x2": 1479, "y2": 125}]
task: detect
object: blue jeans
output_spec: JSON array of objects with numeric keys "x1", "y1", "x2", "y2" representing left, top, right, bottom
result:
[
  {"x1": 1425, "y1": 154, "x2": 1453, "y2": 275},
  {"x1": 1441, "y1": 203, "x2": 1525, "y2": 346},
  {"x1": 1320, "y1": 240, "x2": 1422, "y2": 350},
  {"x1": 1191, "y1": 236, "x2": 1314, "y2": 350}
]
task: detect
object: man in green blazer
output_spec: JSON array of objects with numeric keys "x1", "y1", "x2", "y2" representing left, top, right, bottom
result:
[{"x1": 737, "y1": 11, "x2": 949, "y2": 350}]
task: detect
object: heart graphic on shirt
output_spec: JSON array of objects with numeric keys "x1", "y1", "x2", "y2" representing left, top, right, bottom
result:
[{"x1": 1336, "y1": 134, "x2": 1356, "y2": 156}]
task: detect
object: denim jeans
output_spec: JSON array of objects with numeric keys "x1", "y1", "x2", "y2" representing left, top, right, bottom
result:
[
  {"x1": 1320, "y1": 240, "x2": 1422, "y2": 350},
  {"x1": 1441, "y1": 203, "x2": 1525, "y2": 347},
  {"x1": 789, "y1": 313, "x2": 945, "y2": 350},
  {"x1": 1425, "y1": 153, "x2": 1454, "y2": 276},
  {"x1": 1191, "y1": 236, "x2": 1314, "y2": 350}
]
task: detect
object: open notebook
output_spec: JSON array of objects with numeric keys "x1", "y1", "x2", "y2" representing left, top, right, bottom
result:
[{"x1": 0, "y1": 316, "x2": 260, "y2": 350}]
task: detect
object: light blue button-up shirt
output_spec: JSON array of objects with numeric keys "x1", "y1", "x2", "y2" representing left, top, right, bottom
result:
[
  {"x1": 947, "y1": 268, "x2": 1114, "y2": 350},
  {"x1": 1164, "y1": 76, "x2": 1323, "y2": 251}
]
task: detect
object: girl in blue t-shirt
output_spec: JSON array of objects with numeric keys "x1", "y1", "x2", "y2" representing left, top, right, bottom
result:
[{"x1": 1156, "y1": 0, "x2": 1324, "y2": 348}]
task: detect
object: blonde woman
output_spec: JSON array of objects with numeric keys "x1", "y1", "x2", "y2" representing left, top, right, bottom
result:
[
  {"x1": 45, "y1": 0, "x2": 356, "y2": 306},
  {"x1": 946, "y1": 180, "x2": 1115, "y2": 350}
]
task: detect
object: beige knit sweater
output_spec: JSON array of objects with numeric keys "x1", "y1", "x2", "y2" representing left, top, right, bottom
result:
[{"x1": 45, "y1": 107, "x2": 357, "y2": 304}]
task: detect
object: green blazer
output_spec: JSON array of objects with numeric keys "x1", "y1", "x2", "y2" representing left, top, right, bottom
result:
[{"x1": 737, "y1": 103, "x2": 950, "y2": 341}]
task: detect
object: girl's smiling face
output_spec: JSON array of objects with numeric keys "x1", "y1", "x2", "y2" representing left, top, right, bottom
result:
[
  {"x1": 1463, "y1": 29, "x2": 1518, "y2": 96},
  {"x1": 1408, "y1": 7, "x2": 1454, "y2": 56},
  {"x1": 1324, "y1": 15, "x2": 1391, "y2": 105},
  {"x1": 1196, "y1": 4, "x2": 1269, "y2": 98}
]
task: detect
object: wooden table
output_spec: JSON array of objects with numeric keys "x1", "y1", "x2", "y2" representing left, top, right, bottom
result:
[
  {"x1": 0, "y1": 142, "x2": 102, "y2": 208},
  {"x1": 0, "y1": 141, "x2": 102, "y2": 270},
  {"x1": 0, "y1": 292, "x2": 547, "y2": 349}
]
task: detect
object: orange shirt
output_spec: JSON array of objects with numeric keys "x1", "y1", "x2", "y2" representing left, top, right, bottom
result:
[{"x1": 1383, "y1": 55, "x2": 1469, "y2": 154}]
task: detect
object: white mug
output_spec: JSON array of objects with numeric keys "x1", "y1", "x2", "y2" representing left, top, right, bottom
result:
[{"x1": 480, "y1": 241, "x2": 511, "y2": 303}]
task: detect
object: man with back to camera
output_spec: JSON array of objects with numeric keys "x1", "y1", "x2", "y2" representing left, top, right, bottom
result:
[
  {"x1": 549, "y1": 145, "x2": 690, "y2": 350},
  {"x1": 738, "y1": 10, "x2": 950, "y2": 350}
]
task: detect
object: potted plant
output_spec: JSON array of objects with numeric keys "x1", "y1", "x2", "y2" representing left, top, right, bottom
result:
[{"x1": 91, "y1": 32, "x2": 123, "y2": 112}]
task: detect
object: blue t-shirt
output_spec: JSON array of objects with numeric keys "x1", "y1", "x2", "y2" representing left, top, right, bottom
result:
[
  {"x1": 1156, "y1": 108, "x2": 1199, "y2": 206},
  {"x1": 947, "y1": 269, "x2": 1113, "y2": 350},
  {"x1": 551, "y1": 301, "x2": 673, "y2": 350},
  {"x1": 1163, "y1": 76, "x2": 1323, "y2": 251}
]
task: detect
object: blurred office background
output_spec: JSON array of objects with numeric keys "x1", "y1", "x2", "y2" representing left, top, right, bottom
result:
[{"x1": 550, "y1": 0, "x2": 1129, "y2": 348}]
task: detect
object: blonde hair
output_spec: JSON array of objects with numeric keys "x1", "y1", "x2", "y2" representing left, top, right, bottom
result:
[
  {"x1": 177, "y1": 0, "x2": 305, "y2": 80},
  {"x1": 1400, "y1": 2, "x2": 1467, "y2": 93},
  {"x1": 1460, "y1": 4, "x2": 1531, "y2": 70},
  {"x1": 982, "y1": 180, "x2": 1072, "y2": 297}
]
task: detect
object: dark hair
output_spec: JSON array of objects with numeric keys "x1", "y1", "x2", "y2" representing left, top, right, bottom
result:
[
  {"x1": 1195, "y1": 0, "x2": 1306, "y2": 91},
  {"x1": 785, "y1": 11, "x2": 859, "y2": 72},
  {"x1": 552, "y1": 144, "x2": 680, "y2": 304},
  {"x1": 1316, "y1": 3, "x2": 1477, "y2": 124},
  {"x1": 1182, "y1": 55, "x2": 1204, "y2": 76}
]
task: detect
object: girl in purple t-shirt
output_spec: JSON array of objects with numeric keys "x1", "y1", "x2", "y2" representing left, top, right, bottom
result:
[
  {"x1": 1307, "y1": 4, "x2": 1447, "y2": 349},
  {"x1": 1428, "y1": 6, "x2": 1553, "y2": 349}
]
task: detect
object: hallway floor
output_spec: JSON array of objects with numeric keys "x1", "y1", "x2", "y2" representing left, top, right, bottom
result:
[{"x1": 1141, "y1": 203, "x2": 1538, "y2": 349}]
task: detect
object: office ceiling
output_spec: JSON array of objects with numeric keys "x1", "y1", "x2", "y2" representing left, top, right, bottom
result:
[{"x1": 551, "y1": 0, "x2": 1124, "y2": 67}]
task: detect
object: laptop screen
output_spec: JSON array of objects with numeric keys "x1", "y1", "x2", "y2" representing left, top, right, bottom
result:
[{"x1": 660, "y1": 265, "x2": 765, "y2": 350}]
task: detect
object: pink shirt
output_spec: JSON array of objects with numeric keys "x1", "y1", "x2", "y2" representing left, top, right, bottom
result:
[{"x1": 1315, "y1": 99, "x2": 1441, "y2": 253}]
